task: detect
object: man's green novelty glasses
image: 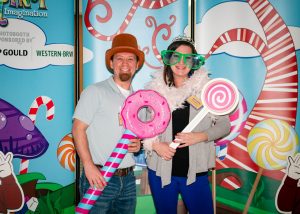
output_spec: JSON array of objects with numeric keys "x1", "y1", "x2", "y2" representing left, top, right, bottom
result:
[{"x1": 161, "y1": 50, "x2": 205, "y2": 70}]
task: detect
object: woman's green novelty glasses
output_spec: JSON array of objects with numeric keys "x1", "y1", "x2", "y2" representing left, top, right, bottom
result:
[{"x1": 161, "y1": 50, "x2": 205, "y2": 70}]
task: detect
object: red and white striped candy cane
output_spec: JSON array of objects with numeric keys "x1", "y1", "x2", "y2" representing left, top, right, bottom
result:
[
  {"x1": 28, "y1": 96, "x2": 55, "y2": 123},
  {"x1": 19, "y1": 96, "x2": 55, "y2": 174}
]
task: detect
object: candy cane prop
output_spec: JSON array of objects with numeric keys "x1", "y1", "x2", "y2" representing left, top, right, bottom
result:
[
  {"x1": 169, "y1": 78, "x2": 239, "y2": 149},
  {"x1": 76, "y1": 90, "x2": 171, "y2": 213},
  {"x1": 19, "y1": 96, "x2": 55, "y2": 174}
]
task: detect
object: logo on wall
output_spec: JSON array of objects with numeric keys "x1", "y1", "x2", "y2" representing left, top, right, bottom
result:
[{"x1": 0, "y1": 0, "x2": 47, "y2": 27}]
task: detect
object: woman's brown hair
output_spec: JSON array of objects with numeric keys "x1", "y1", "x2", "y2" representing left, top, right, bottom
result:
[{"x1": 163, "y1": 40, "x2": 198, "y2": 86}]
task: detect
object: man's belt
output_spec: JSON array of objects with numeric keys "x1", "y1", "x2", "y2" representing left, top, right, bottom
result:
[{"x1": 95, "y1": 165, "x2": 134, "y2": 177}]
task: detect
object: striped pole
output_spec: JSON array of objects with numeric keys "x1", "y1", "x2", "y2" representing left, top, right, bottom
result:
[{"x1": 75, "y1": 129, "x2": 136, "y2": 213}]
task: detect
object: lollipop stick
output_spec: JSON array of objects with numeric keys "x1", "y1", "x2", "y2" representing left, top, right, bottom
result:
[
  {"x1": 212, "y1": 168, "x2": 216, "y2": 214},
  {"x1": 170, "y1": 108, "x2": 208, "y2": 149},
  {"x1": 183, "y1": 108, "x2": 208, "y2": 133},
  {"x1": 242, "y1": 167, "x2": 263, "y2": 214}
]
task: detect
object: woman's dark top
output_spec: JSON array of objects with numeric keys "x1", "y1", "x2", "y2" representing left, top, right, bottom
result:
[{"x1": 171, "y1": 101, "x2": 190, "y2": 177}]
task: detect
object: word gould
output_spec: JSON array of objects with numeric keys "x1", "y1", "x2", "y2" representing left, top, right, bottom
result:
[{"x1": 0, "y1": 49, "x2": 28, "y2": 56}]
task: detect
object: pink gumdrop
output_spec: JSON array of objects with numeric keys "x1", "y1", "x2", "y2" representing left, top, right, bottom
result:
[{"x1": 215, "y1": 92, "x2": 248, "y2": 146}]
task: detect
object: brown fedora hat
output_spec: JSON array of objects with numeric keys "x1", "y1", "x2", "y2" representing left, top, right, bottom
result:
[{"x1": 105, "y1": 33, "x2": 145, "y2": 73}]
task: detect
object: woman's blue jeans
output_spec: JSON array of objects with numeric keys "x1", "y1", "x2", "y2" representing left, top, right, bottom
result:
[{"x1": 148, "y1": 169, "x2": 213, "y2": 214}]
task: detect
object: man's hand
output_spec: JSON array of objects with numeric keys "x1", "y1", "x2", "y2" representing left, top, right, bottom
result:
[
  {"x1": 84, "y1": 164, "x2": 107, "y2": 190},
  {"x1": 287, "y1": 153, "x2": 300, "y2": 180},
  {"x1": 0, "y1": 151, "x2": 13, "y2": 178},
  {"x1": 128, "y1": 138, "x2": 141, "y2": 153}
]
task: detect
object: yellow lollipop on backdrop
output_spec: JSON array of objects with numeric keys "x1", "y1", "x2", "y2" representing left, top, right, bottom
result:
[{"x1": 247, "y1": 119, "x2": 299, "y2": 170}]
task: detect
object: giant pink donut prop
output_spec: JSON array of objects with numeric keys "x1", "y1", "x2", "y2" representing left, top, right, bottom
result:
[{"x1": 121, "y1": 89, "x2": 171, "y2": 138}]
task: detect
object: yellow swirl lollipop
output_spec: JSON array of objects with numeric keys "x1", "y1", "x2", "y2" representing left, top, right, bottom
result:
[{"x1": 247, "y1": 119, "x2": 299, "y2": 170}]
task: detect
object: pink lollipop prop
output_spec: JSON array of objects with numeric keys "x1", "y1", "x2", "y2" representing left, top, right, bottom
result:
[
  {"x1": 170, "y1": 78, "x2": 239, "y2": 149},
  {"x1": 76, "y1": 90, "x2": 171, "y2": 214}
]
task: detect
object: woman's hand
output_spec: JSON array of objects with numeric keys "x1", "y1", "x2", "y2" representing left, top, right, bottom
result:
[
  {"x1": 175, "y1": 132, "x2": 208, "y2": 148},
  {"x1": 153, "y1": 142, "x2": 176, "y2": 161}
]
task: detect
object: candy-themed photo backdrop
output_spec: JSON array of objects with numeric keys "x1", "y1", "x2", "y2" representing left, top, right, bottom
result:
[
  {"x1": 82, "y1": 0, "x2": 300, "y2": 214},
  {"x1": 0, "y1": 0, "x2": 299, "y2": 213},
  {"x1": 0, "y1": 0, "x2": 76, "y2": 213},
  {"x1": 195, "y1": 0, "x2": 300, "y2": 213}
]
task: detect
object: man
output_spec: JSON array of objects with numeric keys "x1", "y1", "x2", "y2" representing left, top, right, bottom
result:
[{"x1": 72, "y1": 33, "x2": 144, "y2": 214}]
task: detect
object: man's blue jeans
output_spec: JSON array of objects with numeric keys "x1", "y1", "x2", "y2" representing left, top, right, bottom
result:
[{"x1": 79, "y1": 169, "x2": 136, "y2": 214}]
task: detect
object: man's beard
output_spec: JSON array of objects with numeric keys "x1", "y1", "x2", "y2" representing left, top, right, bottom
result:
[{"x1": 119, "y1": 73, "x2": 132, "y2": 82}]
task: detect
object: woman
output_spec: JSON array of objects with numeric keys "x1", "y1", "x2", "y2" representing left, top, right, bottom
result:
[{"x1": 143, "y1": 36, "x2": 231, "y2": 214}]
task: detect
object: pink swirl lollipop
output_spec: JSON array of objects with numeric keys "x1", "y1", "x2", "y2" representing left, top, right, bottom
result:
[
  {"x1": 201, "y1": 78, "x2": 239, "y2": 115},
  {"x1": 170, "y1": 78, "x2": 239, "y2": 149}
]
